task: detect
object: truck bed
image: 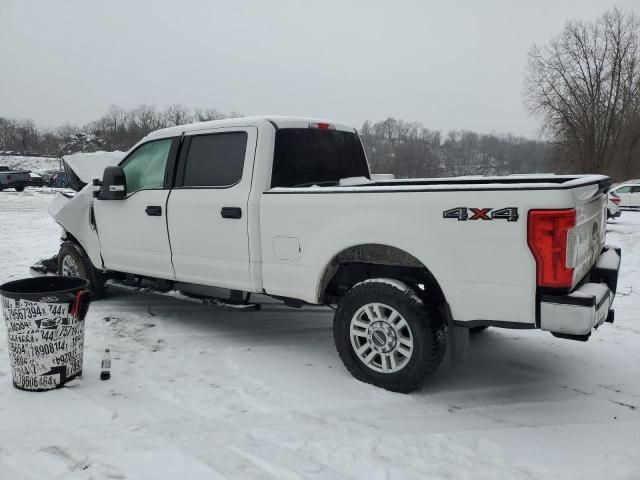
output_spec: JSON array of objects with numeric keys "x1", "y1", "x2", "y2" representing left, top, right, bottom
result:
[{"x1": 261, "y1": 172, "x2": 609, "y2": 326}]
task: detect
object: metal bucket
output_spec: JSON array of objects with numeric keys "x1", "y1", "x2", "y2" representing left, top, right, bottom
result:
[{"x1": 0, "y1": 276, "x2": 90, "y2": 391}]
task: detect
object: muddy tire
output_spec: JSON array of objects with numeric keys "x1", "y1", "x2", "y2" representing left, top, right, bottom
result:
[
  {"x1": 58, "y1": 241, "x2": 106, "y2": 299},
  {"x1": 333, "y1": 279, "x2": 447, "y2": 393}
]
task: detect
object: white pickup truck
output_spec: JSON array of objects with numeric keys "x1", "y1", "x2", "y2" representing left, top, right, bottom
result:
[{"x1": 49, "y1": 116, "x2": 621, "y2": 392}]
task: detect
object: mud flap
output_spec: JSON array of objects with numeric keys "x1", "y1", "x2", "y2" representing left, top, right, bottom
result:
[
  {"x1": 446, "y1": 323, "x2": 469, "y2": 365},
  {"x1": 31, "y1": 255, "x2": 59, "y2": 274}
]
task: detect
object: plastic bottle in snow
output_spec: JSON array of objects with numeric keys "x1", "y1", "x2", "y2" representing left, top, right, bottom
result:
[{"x1": 100, "y1": 348, "x2": 111, "y2": 381}]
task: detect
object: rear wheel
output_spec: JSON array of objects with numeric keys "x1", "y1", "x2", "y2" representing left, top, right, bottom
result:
[
  {"x1": 58, "y1": 241, "x2": 106, "y2": 299},
  {"x1": 333, "y1": 279, "x2": 446, "y2": 393},
  {"x1": 14, "y1": 184, "x2": 25, "y2": 192}
]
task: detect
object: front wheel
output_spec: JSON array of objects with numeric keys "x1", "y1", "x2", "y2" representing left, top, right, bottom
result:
[
  {"x1": 14, "y1": 184, "x2": 25, "y2": 192},
  {"x1": 58, "y1": 241, "x2": 106, "y2": 299},
  {"x1": 333, "y1": 279, "x2": 446, "y2": 393}
]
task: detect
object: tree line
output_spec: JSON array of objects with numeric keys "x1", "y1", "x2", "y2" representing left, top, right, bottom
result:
[
  {"x1": 0, "y1": 106, "x2": 553, "y2": 178},
  {"x1": 0, "y1": 7, "x2": 637, "y2": 181},
  {"x1": 0, "y1": 104, "x2": 238, "y2": 158},
  {"x1": 360, "y1": 118, "x2": 552, "y2": 177}
]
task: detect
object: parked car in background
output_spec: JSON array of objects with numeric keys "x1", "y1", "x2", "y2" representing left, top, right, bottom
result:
[
  {"x1": 29, "y1": 172, "x2": 47, "y2": 187},
  {"x1": 0, "y1": 165, "x2": 30, "y2": 191},
  {"x1": 49, "y1": 171, "x2": 68, "y2": 188},
  {"x1": 609, "y1": 183, "x2": 640, "y2": 208},
  {"x1": 607, "y1": 198, "x2": 621, "y2": 219}
]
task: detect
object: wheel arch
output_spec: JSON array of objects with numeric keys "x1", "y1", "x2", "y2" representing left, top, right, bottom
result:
[
  {"x1": 58, "y1": 238, "x2": 107, "y2": 299},
  {"x1": 317, "y1": 243, "x2": 447, "y2": 306},
  {"x1": 60, "y1": 229, "x2": 104, "y2": 271}
]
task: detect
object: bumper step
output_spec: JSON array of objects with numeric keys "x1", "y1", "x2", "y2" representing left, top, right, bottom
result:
[{"x1": 540, "y1": 247, "x2": 620, "y2": 337}]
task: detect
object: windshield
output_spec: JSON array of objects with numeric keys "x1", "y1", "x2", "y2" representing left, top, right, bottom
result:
[{"x1": 271, "y1": 128, "x2": 370, "y2": 188}]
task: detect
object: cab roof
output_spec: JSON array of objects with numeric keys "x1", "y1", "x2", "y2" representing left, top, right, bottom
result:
[{"x1": 144, "y1": 115, "x2": 356, "y2": 142}]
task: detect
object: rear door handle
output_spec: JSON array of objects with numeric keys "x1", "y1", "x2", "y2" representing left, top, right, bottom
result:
[
  {"x1": 145, "y1": 205, "x2": 162, "y2": 216},
  {"x1": 221, "y1": 207, "x2": 242, "y2": 219}
]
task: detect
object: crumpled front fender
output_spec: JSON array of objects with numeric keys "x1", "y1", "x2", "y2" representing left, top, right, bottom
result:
[{"x1": 48, "y1": 185, "x2": 103, "y2": 269}]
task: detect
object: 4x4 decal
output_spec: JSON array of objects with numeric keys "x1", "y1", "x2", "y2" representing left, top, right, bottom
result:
[{"x1": 443, "y1": 207, "x2": 519, "y2": 222}]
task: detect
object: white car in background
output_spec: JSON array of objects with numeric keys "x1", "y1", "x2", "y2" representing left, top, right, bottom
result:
[
  {"x1": 609, "y1": 183, "x2": 640, "y2": 208},
  {"x1": 607, "y1": 198, "x2": 621, "y2": 219}
]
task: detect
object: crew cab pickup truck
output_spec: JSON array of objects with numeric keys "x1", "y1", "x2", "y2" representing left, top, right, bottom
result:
[
  {"x1": 49, "y1": 116, "x2": 621, "y2": 392},
  {"x1": 0, "y1": 165, "x2": 30, "y2": 191}
]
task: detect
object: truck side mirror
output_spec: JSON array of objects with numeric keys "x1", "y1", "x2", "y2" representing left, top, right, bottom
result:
[{"x1": 98, "y1": 166, "x2": 126, "y2": 200}]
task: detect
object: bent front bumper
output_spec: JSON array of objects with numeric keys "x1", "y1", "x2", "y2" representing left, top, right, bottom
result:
[{"x1": 539, "y1": 246, "x2": 621, "y2": 339}]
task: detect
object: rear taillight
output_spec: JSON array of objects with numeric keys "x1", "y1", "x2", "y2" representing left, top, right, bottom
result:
[
  {"x1": 610, "y1": 197, "x2": 621, "y2": 204},
  {"x1": 527, "y1": 209, "x2": 576, "y2": 288},
  {"x1": 309, "y1": 122, "x2": 334, "y2": 130}
]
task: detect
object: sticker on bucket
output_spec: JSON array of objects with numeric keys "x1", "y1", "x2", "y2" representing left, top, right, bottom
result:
[{"x1": 2, "y1": 296, "x2": 86, "y2": 391}]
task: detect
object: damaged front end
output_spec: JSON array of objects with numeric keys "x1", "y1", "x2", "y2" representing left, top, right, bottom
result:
[
  {"x1": 47, "y1": 185, "x2": 103, "y2": 270},
  {"x1": 42, "y1": 152, "x2": 123, "y2": 273}
]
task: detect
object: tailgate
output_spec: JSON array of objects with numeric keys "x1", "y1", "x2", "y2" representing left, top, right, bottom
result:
[{"x1": 568, "y1": 183, "x2": 608, "y2": 288}]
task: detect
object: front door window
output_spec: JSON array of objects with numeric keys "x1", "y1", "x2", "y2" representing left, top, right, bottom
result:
[{"x1": 121, "y1": 139, "x2": 173, "y2": 194}]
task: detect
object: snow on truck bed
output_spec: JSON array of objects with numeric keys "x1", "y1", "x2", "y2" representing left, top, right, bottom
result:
[{"x1": 0, "y1": 189, "x2": 639, "y2": 479}]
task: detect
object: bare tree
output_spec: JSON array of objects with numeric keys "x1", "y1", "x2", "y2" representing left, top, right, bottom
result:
[
  {"x1": 193, "y1": 107, "x2": 226, "y2": 122},
  {"x1": 524, "y1": 7, "x2": 640, "y2": 178},
  {"x1": 0, "y1": 104, "x2": 242, "y2": 155},
  {"x1": 163, "y1": 104, "x2": 192, "y2": 127}
]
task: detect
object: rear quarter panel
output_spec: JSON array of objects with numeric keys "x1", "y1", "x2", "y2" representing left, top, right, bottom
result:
[{"x1": 260, "y1": 186, "x2": 579, "y2": 325}]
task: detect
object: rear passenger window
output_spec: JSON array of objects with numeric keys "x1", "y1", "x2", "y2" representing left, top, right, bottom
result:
[
  {"x1": 616, "y1": 186, "x2": 631, "y2": 193},
  {"x1": 182, "y1": 132, "x2": 247, "y2": 187},
  {"x1": 631, "y1": 186, "x2": 640, "y2": 193},
  {"x1": 271, "y1": 129, "x2": 369, "y2": 188}
]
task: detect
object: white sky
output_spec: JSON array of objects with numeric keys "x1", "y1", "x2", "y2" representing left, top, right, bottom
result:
[{"x1": 0, "y1": 0, "x2": 636, "y2": 137}]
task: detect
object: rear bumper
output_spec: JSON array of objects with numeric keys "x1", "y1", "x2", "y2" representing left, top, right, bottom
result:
[
  {"x1": 607, "y1": 203, "x2": 622, "y2": 218},
  {"x1": 539, "y1": 246, "x2": 621, "y2": 339}
]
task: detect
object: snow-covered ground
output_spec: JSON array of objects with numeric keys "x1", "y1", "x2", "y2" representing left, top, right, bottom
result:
[{"x1": 0, "y1": 189, "x2": 639, "y2": 480}]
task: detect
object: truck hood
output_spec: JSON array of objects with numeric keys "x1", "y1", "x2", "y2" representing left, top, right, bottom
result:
[{"x1": 63, "y1": 151, "x2": 124, "y2": 191}]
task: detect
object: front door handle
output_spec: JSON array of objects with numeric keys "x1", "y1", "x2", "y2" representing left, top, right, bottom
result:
[
  {"x1": 221, "y1": 207, "x2": 242, "y2": 219},
  {"x1": 145, "y1": 205, "x2": 162, "y2": 216}
]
